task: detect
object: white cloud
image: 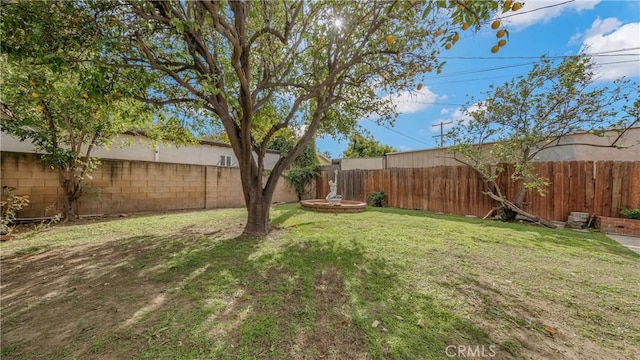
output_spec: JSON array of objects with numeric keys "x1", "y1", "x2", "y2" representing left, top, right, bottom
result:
[
  {"x1": 577, "y1": 18, "x2": 640, "y2": 80},
  {"x1": 568, "y1": 32, "x2": 583, "y2": 45},
  {"x1": 433, "y1": 104, "x2": 484, "y2": 133},
  {"x1": 504, "y1": 0, "x2": 600, "y2": 30},
  {"x1": 584, "y1": 17, "x2": 622, "y2": 38},
  {"x1": 386, "y1": 86, "x2": 444, "y2": 114},
  {"x1": 398, "y1": 145, "x2": 413, "y2": 152}
]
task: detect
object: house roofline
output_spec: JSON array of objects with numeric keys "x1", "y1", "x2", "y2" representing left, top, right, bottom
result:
[
  {"x1": 385, "y1": 126, "x2": 640, "y2": 156},
  {"x1": 123, "y1": 130, "x2": 281, "y2": 154},
  {"x1": 317, "y1": 152, "x2": 332, "y2": 162}
]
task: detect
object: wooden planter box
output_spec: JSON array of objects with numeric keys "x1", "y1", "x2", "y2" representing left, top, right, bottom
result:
[{"x1": 596, "y1": 216, "x2": 640, "y2": 237}]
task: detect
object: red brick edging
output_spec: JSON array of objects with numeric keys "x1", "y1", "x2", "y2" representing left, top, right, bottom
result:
[{"x1": 596, "y1": 216, "x2": 640, "y2": 237}]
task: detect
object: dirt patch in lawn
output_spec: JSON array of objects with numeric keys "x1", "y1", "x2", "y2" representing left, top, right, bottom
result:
[
  {"x1": 0, "y1": 234, "x2": 202, "y2": 359},
  {"x1": 228, "y1": 266, "x2": 369, "y2": 360},
  {"x1": 311, "y1": 267, "x2": 368, "y2": 359},
  {"x1": 1, "y1": 228, "x2": 371, "y2": 359}
]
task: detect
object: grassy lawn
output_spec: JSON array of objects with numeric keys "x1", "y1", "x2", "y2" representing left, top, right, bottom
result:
[{"x1": 1, "y1": 204, "x2": 638, "y2": 359}]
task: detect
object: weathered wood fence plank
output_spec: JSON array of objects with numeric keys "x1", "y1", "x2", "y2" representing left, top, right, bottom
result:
[{"x1": 317, "y1": 161, "x2": 639, "y2": 220}]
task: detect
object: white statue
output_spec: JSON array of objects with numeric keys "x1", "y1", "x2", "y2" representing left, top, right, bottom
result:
[{"x1": 326, "y1": 169, "x2": 342, "y2": 204}]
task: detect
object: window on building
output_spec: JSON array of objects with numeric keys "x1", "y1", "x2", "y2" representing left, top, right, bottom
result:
[{"x1": 220, "y1": 155, "x2": 233, "y2": 167}]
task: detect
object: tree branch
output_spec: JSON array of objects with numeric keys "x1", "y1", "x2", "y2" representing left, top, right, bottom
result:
[
  {"x1": 134, "y1": 96, "x2": 199, "y2": 107},
  {"x1": 248, "y1": 26, "x2": 285, "y2": 46}
]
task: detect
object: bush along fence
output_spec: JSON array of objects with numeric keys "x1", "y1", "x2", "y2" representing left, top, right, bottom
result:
[{"x1": 316, "y1": 161, "x2": 640, "y2": 222}]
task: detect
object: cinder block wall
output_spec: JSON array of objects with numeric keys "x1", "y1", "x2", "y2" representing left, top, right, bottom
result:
[
  {"x1": 1, "y1": 152, "x2": 62, "y2": 217},
  {"x1": 1, "y1": 152, "x2": 298, "y2": 218}
]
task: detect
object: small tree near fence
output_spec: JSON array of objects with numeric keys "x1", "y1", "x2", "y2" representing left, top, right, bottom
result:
[
  {"x1": 0, "y1": 3, "x2": 153, "y2": 221},
  {"x1": 447, "y1": 55, "x2": 638, "y2": 227}
]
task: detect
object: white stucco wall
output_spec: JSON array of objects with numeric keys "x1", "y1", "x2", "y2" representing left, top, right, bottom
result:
[
  {"x1": 534, "y1": 128, "x2": 640, "y2": 162},
  {"x1": 0, "y1": 132, "x2": 281, "y2": 169},
  {"x1": 386, "y1": 148, "x2": 460, "y2": 169}
]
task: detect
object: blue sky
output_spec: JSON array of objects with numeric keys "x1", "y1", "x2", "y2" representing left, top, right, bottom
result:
[{"x1": 316, "y1": 0, "x2": 640, "y2": 158}]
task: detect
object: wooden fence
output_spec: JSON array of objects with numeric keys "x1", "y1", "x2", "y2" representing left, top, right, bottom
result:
[{"x1": 316, "y1": 161, "x2": 640, "y2": 221}]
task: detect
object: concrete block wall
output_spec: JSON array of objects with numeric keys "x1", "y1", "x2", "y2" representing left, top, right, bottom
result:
[
  {"x1": 207, "y1": 166, "x2": 246, "y2": 209},
  {"x1": 78, "y1": 160, "x2": 206, "y2": 215},
  {"x1": 204, "y1": 166, "x2": 299, "y2": 209},
  {"x1": 1, "y1": 152, "x2": 298, "y2": 218},
  {"x1": 1, "y1": 152, "x2": 63, "y2": 217},
  {"x1": 273, "y1": 173, "x2": 301, "y2": 203}
]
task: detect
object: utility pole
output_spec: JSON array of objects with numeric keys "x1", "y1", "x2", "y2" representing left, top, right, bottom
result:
[{"x1": 432, "y1": 121, "x2": 452, "y2": 148}]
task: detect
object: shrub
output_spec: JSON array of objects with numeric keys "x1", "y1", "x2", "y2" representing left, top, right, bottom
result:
[
  {"x1": 285, "y1": 166, "x2": 320, "y2": 201},
  {"x1": 1, "y1": 187, "x2": 30, "y2": 235},
  {"x1": 368, "y1": 190, "x2": 387, "y2": 207},
  {"x1": 620, "y1": 208, "x2": 640, "y2": 220}
]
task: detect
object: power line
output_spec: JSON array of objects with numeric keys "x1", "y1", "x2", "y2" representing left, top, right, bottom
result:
[
  {"x1": 366, "y1": 119, "x2": 431, "y2": 146},
  {"x1": 421, "y1": 61, "x2": 535, "y2": 80},
  {"x1": 594, "y1": 60, "x2": 640, "y2": 66},
  {"x1": 423, "y1": 49, "x2": 640, "y2": 80},
  {"x1": 414, "y1": 59, "x2": 639, "y2": 85},
  {"x1": 589, "y1": 47, "x2": 640, "y2": 55},
  {"x1": 440, "y1": 52, "x2": 640, "y2": 61},
  {"x1": 499, "y1": 0, "x2": 576, "y2": 20},
  {"x1": 423, "y1": 59, "x2": 639, "y2": 86},
  {"x1": 424, "y1": 73, "x2": 523, "y2": 86},
  {"x1": 421, "y1": 73, "x2": 519, "y2": 85}
]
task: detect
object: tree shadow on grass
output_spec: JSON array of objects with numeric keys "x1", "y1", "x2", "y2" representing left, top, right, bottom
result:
[
  {"x1": 1, "y1": 229, "x2": 494, "y2": 360},
  {"x1": 139, "y1": 235, "x2": 494, "y2": 359},
  {"x1": 270, "y1": 205, "x2": 306, "y2": 227},
  {"x1": 0, "y1": 232, "x2": 224, "y2": 360}
]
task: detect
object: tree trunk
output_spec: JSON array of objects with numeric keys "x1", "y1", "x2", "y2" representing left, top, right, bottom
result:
[
  {"x1": 244, "y1": 194, "x2": 271, "y2": 236},
  {"x1": 243, "y1": 186, "x2": 274, "y2": 236},
  {"x1": 59, "y1": 169, "x2": 81, "y2": 221},
  {"x1": 506, "y1": 182, "x2": 527, "y2": 221},
  {"x1": 483, "y1": 190, "x2": 556, "y2": 228},
  {"x1": 499, "y1": 207, "x2": 518, "y2": 222},
  {"x1": 513, "y1": 182, "x2": 527, "y2": 208},
  {"x1": 62, "y1": 193, "x2": 79, "y2": 221}
]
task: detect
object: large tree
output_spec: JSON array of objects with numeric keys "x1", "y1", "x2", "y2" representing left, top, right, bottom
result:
[
  {"x1": 111, "y1": 0, "x2": 517, "y2": 235},
  {"x1": 0, "y1": 2, "x2": 152, "y2": 220},
  {"x1": 447, "y1": 55, "x2": 638, "y2": 226},
  {"x1": 343, "y1": 132, "x2": 398, "y2": 158}
]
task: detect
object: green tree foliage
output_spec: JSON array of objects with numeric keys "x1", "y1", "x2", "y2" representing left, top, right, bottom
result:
[
  {"x1": 0, "y1": 2, "x2": 153, "y2": 220},
  {"x1": 447, "y1": 55, "x2": 638, "y2": 226},
  {"x1": 112, "y1": 0, "x2": 517, "y2": 235},
  {"x1": 268, "y1": 133, "x2": 320, "y2": 201},
  {"x1": 343, "y1": 133, "x2": 397, "y2": 158}
]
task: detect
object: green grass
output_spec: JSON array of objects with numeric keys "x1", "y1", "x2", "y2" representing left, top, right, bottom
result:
[{"x1": 1, "y1": 205, "x2": 638, "y2": 359}]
